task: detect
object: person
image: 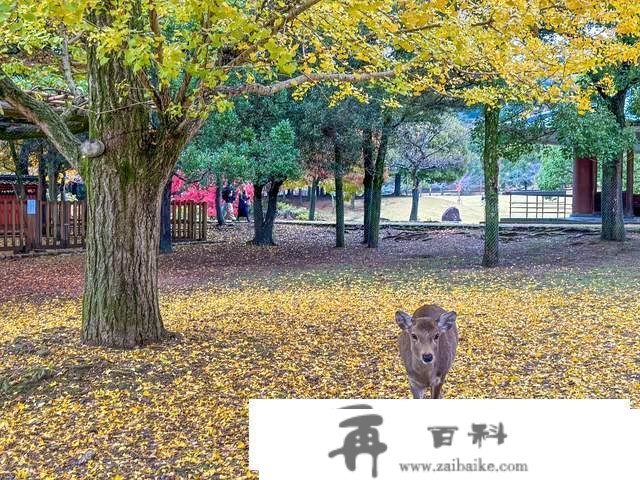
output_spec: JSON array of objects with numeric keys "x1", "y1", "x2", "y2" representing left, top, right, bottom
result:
[
  {"x1": 221, "y1": 181, "x2": 236, "y2": 221},
  {"x1": 237, "y1": 185, "x2": 251, "y2": 222}
]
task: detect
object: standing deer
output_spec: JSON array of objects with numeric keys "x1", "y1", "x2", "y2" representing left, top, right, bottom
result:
[{"x1": 396, "y1": 304, "x2": 458, "y2": 399}]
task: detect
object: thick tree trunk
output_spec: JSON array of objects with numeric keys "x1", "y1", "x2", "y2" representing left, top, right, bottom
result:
[
  {"x1": 252, "y1": 181, "x2": 281, "y2": 245},
  {"x1": 80, "y1": 21, "x2": 188, "y2": 348},
  {"x1": 81, "y1": 154, "x2": 167, "y2": 348},
  {"x1": 626, "y1": 149, "x2": 635, "y2": 218},
  {"x1": 362, "y1": 127, "x2": 374, "y2": 244},
  {"x1": 308, "y1": 177, "x2": 319, "y2": 221},
  {"x1": 335, "y1": 144, "x2": 345, "y2": 248},
  {"x1": 482, "y1": 104, "x2": 500, "y2": 268},
  {"x1": 368, "y1": 116, "x2": 391, "y2": 248},
  {"x1": 394, "y1": 172, "x2": 402, "y2": 196},
  {"x1": 410, "y1": 177, "x2": 420, "y2": 222},
  {"x1": 601, "y1": 91, "x2": 626, "y2": 241},
  {"x1": 215, "y1": 175, "x2": 225, "y2": 226},
  {"x1": 159, "y1": 177, "x2": 172, "y2": 254}
]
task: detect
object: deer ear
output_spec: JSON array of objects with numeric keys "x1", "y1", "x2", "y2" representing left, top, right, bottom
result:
[
  {"x1": 437, "y1": 311, "x2": 457, "y2": 332},
  {"x1": 395, "y1": 311, "x2": 414, "y2": 330}
]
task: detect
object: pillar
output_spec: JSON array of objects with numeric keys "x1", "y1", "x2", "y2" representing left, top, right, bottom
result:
[{"x1": 572, "y1": 157, "x2": 596, "y2": 215}]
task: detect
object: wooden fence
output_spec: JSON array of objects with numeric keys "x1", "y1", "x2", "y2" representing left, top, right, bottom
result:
[
  {"x1": 0, "y1": 199, "x2": 207, "y2": 252},
  {"x1": 171, "y1": 201, "x2": 208, "y2": 242}
]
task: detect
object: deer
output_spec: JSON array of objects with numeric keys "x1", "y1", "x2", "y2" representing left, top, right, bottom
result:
[{"x1": 395, "y1": 304, "x2": 458, "y2": 399}]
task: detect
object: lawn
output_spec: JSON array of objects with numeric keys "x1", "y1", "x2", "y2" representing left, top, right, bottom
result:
[
  {"x1": 1, "y1": 224, "x2": 639, "y2": 478},
  {"x1": 310, "y1": 194, "x2": 511, "y2": 223}
]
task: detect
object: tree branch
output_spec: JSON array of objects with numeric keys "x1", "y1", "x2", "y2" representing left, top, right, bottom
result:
[
  {"x1": 60, "y1": 31, "x2": 82, "y2": 98},
  {"x1": 227, "y1": 0, "x2": 324, "y2": 68},
  {"x1": 0, "y1": 69, "x2": 82, "y2": 167},
  {"x1": 210, "y1": 70, "x2": 394, "y2": 97}
]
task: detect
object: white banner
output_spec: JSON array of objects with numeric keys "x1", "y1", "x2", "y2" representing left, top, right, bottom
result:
[{"x1": 250, "y1": 399, "x2": 637, "y2": 479}]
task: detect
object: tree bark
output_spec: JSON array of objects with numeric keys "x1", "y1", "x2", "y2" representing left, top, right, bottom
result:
[
  {"x1": 602, "y1": 91, "x2": 626, "y2": 241},
  {"x1": 8, "y1": 141, "x2": 27, "y2": 199},
  {"x1": 159, "y1": 176, "x2": 173, "y2": 254},
  {"x1": 334, "y1": 143, "x2": 345, "y2": 248},
  {"x1": 80, "y1": 15, "x2": 188, "y2": 347},
  {"x1": 394, "y1": 172, "x2": 402, "y2": 196},
  {"x1": 368, "y1": 115, "x2": 391, "y2": 248},
  {"x1": 482, "y1": 104, "x2": 500, "y2": 268},
  {"x1": 252, "y1": 181, "x2": 281, "y2": 245},
  {"x1": 625, "y1": 149, "x2": 635, "y2": 218},
  {"x1": 410, "y1": 176, "x2": 420, "y2": 222},
  {"x1": 308, "y1": 177, "x2": 319, "y2": 221},
  {"x1": 362, "y1": 127, "x2": 374, "y2": 244},
  {"x1": 81, "y1": 157, "x2": 168, "y2": 348}
]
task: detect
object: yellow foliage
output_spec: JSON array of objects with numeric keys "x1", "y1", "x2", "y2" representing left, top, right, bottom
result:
[{"x1": 0, "y1": 266, "x2": 638, "y2": 477}]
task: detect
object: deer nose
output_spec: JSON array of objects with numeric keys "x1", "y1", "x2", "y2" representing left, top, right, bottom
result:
[{"x1": 422, "y1": 353, "x2": 434, "y2": 364}]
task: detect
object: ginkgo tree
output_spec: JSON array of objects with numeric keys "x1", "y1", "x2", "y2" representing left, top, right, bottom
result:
[
  {"x1": 1, "y1": 0, "x2": 639, "y2": 348},
  {"x1": 387, "y1": 0, "x2": 640, "y2": 267},
  {"x1": 0, "y1": 0, "x2": 400, "y2": 348}
]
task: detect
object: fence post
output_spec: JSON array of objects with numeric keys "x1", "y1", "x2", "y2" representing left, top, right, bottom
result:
[{"x1": 202, "y1": 202, "x2": 208, "y2": 240}]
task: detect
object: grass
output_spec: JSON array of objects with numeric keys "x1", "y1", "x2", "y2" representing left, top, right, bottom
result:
[{"x1": 311, "y1": 194, "x2": 511, "y2": 223}]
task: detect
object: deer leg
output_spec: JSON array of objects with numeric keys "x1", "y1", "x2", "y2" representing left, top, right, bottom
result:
[
  {"x1": 431, "y1": 374, "x2": 446, "y2": 399},
  {"x1": 409, "y1": 381, "x2": 424, "y2": 399},
  {"x1": 430, "y1": 384, "x2": 443, "y2": 399}
]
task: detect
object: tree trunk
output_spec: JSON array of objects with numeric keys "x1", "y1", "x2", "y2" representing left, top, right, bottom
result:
[
  {"x1": 47, "y1": 160, "x2": 58, "y2": 202},
  {"x1": 81, "y1": 153, "x2": 169, "y2": 348},
  {"x1": 368, "y1": 115, "x2": 391, "y2": 248},
  {"x1": 80, "y1": 24, "x2": 188, "y2": 348},
  {"x1": 410, "y1": 177, "x2": 420, "y2": 222},
  {"x1": 362, "y1": 127, "x2": 374, "y2": 244},
  {"x1": 38, "y1": 153, "x2": 47, "y2": 201},
  {"x1": 159, "y1": 176, "x2": 173, "y2": 254},
  {"x1": 252, "y1": 181, "x2": 281, "y2": 245},
  {"x1": 394, "y1": 172, "x2": 402, "y2": 196},
  {"x1": 335, "y1": 144, "x2": 345, "y2": 248},
  {"x1": 308, "y1": 177, "x2": 319, "y2": 221},
  {"x1": 602, "y1": 91, "x2": 626, "y2": 241},
  {"x1": 8, "y1": 141, "x2": 26, "y2": 199},
  {"x1": 482, "y1": 104, "x2": 500, "y2": 268},
  {"x1": 215, "y1": 175, "x2": 225, "y2": 226},
  {"x1": 626, "y1": 149, "x2": 635, "y2": 218}
]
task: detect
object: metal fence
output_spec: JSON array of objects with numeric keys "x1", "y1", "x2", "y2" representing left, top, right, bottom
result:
[{"x1": 503, "y1": 190, "x2": 572, "y2": 220}]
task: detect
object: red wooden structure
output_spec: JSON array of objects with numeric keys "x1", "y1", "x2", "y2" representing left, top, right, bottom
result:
[
  {"x1": 0, "y1": 181, "x2": 207, "y2": 252},
  {"x1": 573, "y1": 156, "x2": 640, "y2": 217}
]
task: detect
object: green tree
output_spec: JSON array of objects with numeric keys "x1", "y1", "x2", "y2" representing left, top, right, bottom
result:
[
  {"x1": 553, "y1": 103, "x2": 636, "y2": 236},
  {"x1": 246, "y1": 120, "x2": 300, "y2": 245},
  {"x1": 0, "y1": 1, "x2": 394, "y2": 348},
  {"x1": 390, "y1": 113, "x2": 468, "y2": 221},
  {"x1": 536, "y1": 147, "x2": 572, "y2": 191}
]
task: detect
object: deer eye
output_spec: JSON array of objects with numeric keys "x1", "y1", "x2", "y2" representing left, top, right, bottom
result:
[
  {"x1": 411, "y1": 334, "x2": 418, "y2": 341},
  {"x1": 434, "y1": 333, "x2": 440, "y2": 341}
]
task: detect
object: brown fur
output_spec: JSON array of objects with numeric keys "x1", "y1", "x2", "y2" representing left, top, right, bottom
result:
[{"x1": 396, "y1": 304, "x2": 459, "y2": 399}]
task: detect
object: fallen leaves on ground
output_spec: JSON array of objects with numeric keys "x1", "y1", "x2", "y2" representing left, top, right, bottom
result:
[{"x1": 0, "y1": 226, "x2": 639, "y2": 479}]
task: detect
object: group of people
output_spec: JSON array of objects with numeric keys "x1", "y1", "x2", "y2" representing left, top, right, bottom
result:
[{"x1": 221, "y1": 181, "x2": 251, "y2": 222}]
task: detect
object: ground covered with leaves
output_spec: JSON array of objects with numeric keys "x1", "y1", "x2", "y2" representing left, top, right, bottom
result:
[{"x1": 1, "y1": 224, "x2": 639, "y2": 479}]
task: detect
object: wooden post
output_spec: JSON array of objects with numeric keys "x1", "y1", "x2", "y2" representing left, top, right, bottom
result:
[{"x1": 25, "y1": 198, "x2": 39, "y2": 252}]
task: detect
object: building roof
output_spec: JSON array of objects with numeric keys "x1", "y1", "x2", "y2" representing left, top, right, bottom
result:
[{"x1": 0, "y1": 174, "x2": 39, "y2": 185}]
